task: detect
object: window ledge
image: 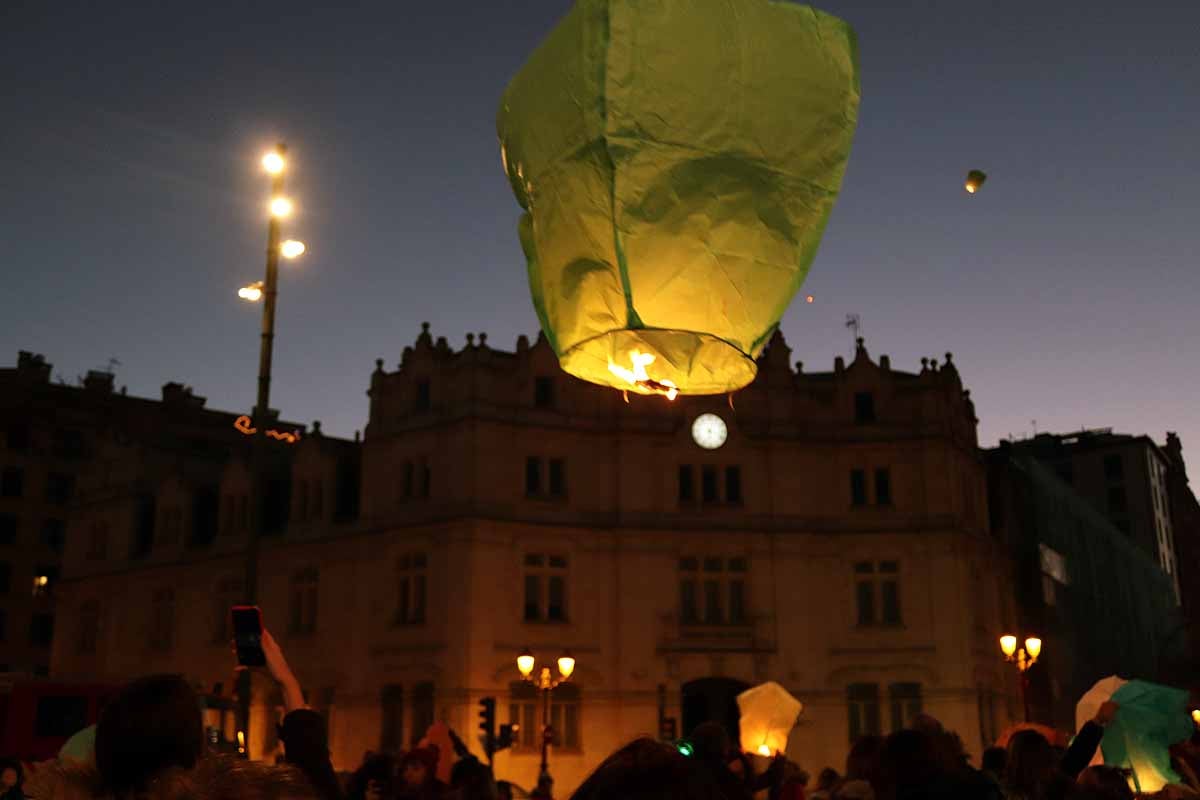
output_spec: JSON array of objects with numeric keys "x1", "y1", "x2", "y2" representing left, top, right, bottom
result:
[
  {"x1": 855, "y1": 623, "x2": 906, "y2": 630},
  {"x1": 522, "y1": 618, "x2": 571, "y2": 626}
]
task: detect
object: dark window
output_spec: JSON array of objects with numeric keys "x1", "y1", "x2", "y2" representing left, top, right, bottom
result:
[
  {"x1": 420, "y1": 463, "x2": 431, "y2": 499},
  {"x1": 725, "y1": 467, "x2": 742, "y2": 504},
  {"x1": 0, "y1": 610, "x2": 5, "y2": 642},
  {"x1": 701, "y1": 466, "x2": 719, "y2": 503},
  {"x1": 0, "y1": 562, "x2": 10, "y2": 593},
  {"x1": 847, "y1": 683, "x2": 881, "y2": 742},
  {"x1": 41, "y1": 519, "x2": 65, "y2": 553},
  {"x1": 0, "y1": 514, "x2": 17, "y2": 545},
  {"x1": 132, "y1": 495, "x2": 155, "y2": 558},
  {"x1": 54, "y1": 429, "x2": 86, "y2": 460},
  {"x1": 410, "y1": 683, "x2": 435, "y2": 747},
  {"x1": 511, "y1": 682, "x2": 582, "y2": 752},
  {"x1": 396, "y1": 553, "x2": 428, "y2": 626},
  {"x1": 30, "y1": 613, "x2": 54, "y2": 647},
  {"x1": 549, "y1": 683, "x2": 582, "y2": 750},
  {"x1": 850, "y1": 469, "x2": 868, "y2": 507},
  {"x1": 523, "y1": 574, "x2": 540, "y2": 621},
  {"x1": 380, "y1": 685, "x2": 404, "y2": 753},
  {"x1": 46, "y1": 472, "x2": 74, "y2": 506},
  {"x1": 1108, "y1": 486, "x2": 1128, "y2": 514},
  {"x1": 87, "y1": 523, "x2": 109, "y2": 560},
  {"x1": 889, "y1": 683, "x2": 923, "y2": 732},
  {"x1": 857, "y1": 561, "x2": 901, "y2": 627},
  {"x1": 881, "y1": 578, "x2": 901, "y2": 626},
  {"x1": 415, "y1": 380, "x2": 431, "y2": 412},
  {"x1": 524, "y1": 553, "x2": 568, "y2": 623},
  {"x1": 525, "y1": 457, "x2": 542, "y2": 496},
  {"x1": 289, "y1": 568, "x2": 318, "y2": 635},
  {"x1": 1, "y1": 467, "x2": 24, "y2": 498},
  {"x1": 534, "y1": 377, "x2": 555, "y2": 409},
  {"x1": 729, "y1": 578, "x2": 746, "y2": 624},
  {"x1": 703, "y1": 579, "x2": 721, "y2": 623},
  {"x1": 190, "y1": 488, "x2": 218, "y2": 547},
  {"x1": 680, "y1": 578, "x2": 698, "y2": 623},
  {"x1": 678, "y1": 466, "x2": 694, "y2": 503},
  {"x1": 403, "y1": 463, "x2": 414, "y2": 499},
  {"x1": 1104, "y1": 454, "x2": 1124, "y2": 480},
  {"x1": 149, "y1": 589, "x2": 174, "y2": 651},
  {"x1": 856, "y1": 578, "x2": 875, "y2": 626},
  {"x1": 6, "y1": 424, "x2": 30, "y2": 452},
  {"x1": 875, "y1": 469, "x2": 892, "y2": 506},
  {"x1": 854, "y1": 392, "x2": 876, "y2": 424},
  {"x1": 549, "y1": 459, "x2": 567, "y2": 498},
  {"x1": 34, "y1": 695, "x2": 88, "y2": 738}
]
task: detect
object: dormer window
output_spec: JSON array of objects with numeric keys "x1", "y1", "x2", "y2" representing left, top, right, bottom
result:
[
  {"x1": 415, "y1": 380, "x2": 431, "y2": 413},
  {"x1": 854, "y1": 392, "x2": 876, "y2": 424}
]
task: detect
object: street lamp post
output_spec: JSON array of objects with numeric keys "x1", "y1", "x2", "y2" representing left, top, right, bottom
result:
[
  {"x1": 517, "y1": 649, "x2": 576, "y2": 798},
  {"x1": 1000, "y1": 634, "x2": 1043, "y2": 722},
  {"x1": 235, "y1": 144, "x2": 306, "y2": 757}
]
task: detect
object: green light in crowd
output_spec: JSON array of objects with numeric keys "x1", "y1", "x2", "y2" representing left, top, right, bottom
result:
[{"x1": 677, "y1": 741, "x2": 694, "y2": 757}]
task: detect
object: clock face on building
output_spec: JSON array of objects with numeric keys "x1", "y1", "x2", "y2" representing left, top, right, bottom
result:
[{"x1": 692, "y1": 413, "x2": 728, "y2": 450}]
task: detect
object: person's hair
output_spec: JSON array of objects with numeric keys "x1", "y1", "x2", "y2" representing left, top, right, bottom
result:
[
  {"x1": 450, "y1": 757, "x2": 497, "y2": 800},
  {"x1": 816, "y1": 767, "x2": 841, "y2": 791},
  {"x1": 347, "y1": 753, "x2": 397, "y2": 800},
  {"x1": 569, "y1": 738, "x2": 724, "y2": 800},
  {"x1": 845, "y1": 735, "x2": 885, "y2": 784},
  {"x1": 95, "y1": 674, "x2": 204, "y2": 795},
  {"x1": 688, "y1": 722, "x2": 732, "y2": 765},
  {"x1": 1005, "y1": 730, "x2": 1057, "y2": 798},
  {"x1": 880, "y1": 730, "x2": 940, "y2": 797},
  {"x1": 982, "y1": 746, "x2": 1007, "y2": 774},
  {"x1": 1075, "y1": 766, "x2": 1134, "y2": 800}
]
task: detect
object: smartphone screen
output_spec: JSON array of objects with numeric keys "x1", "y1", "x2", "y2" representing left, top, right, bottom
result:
[{"x1": 231, "y1": 605, "x2": 266, "y2": 667}]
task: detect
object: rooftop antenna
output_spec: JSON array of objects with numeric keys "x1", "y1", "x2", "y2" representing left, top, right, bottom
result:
[
  {"x1": 106, "y1": 357, "x2": 121, "y2": 373},
  {"x1": 1032, "y1": 419, "x2": 1038, "y2": 436},
  {"x1": 845, "y1": 314, "x2": 861, "y2": 351}
]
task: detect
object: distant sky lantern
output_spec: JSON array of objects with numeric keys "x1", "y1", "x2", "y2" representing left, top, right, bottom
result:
[
  {"x1": 497, "y1": 0, "x2": 860, "y2": 397},
  {"x1": 737, "y1": 682, "x2": 803, "y2": 757},
  {"x1": 965, "y1": 170, "x2": 988, "y2": 194}
]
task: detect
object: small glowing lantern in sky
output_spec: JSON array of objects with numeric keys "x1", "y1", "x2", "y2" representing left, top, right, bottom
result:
[
  {"x1": 737, "y1": 681, "x2": 803, "y2": 757},
  {"x1": 498, "y1": 0, "x2": 860, "y2": 396},
  {"x1": 965, "y1": 170, "x2": 987, "y2": 194}
]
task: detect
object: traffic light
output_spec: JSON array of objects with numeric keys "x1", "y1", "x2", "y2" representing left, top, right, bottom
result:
[
  {"x1": 478, "y1": 697, "x2": 497, "y2": 758},
  {"x1": 497, "y1": 723, "x2": 518, "y2": 751}
]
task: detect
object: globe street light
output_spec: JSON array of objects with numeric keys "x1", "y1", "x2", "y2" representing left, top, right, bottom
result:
[
  {"x1": 516, "y1": 648, "x2": 576, "y2": 797},
  {"x1": 1000, "y1": 633, "x2": 1043, "y2": 722},
  {"x1": 280, "y1": 240, "x2": 306, "y2": 259},
  {"x1": 238, "y1": 282, "x2": 264, "y2": 302}
]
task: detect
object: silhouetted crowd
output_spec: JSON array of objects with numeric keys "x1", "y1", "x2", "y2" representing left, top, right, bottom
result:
[{"x1": 6, "y1": 634, "x2": 1200, "y2": 800}]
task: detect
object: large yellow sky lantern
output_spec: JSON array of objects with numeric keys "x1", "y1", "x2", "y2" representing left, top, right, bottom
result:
[{"x1": 498, "y1": 0, "x2": 860, "y2": 396}]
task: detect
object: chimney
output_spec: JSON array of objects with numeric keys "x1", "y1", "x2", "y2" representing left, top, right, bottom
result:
[
  {"x1": 16, "y1": 351, "x2": 52, "y2": 383},
  {"x1": 84, "y1": 370, "x2": 115, "y2": 394}
]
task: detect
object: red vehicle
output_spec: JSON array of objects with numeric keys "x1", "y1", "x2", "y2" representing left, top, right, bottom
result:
[{"x1": 0, "y1": 677, "x2": 119, "y2": 762}]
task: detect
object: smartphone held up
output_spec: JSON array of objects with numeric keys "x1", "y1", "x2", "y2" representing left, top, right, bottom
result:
[{"x1": 231, "y1": 605, "x2": 267, "y2": 667}]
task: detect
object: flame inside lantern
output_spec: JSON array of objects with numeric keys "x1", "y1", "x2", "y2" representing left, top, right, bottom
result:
[{"x1": 607, "y1": 350, "x2": 678, "y2": 400}]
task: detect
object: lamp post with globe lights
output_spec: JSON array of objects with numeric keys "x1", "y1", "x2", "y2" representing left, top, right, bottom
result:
[
  {"x1": 233, "y1": 144, "x2": 306, "y2": 758},
  {"x1": 1000, "y1": 634, "x2": 1043, "y2": 722},
  {"x1": 517, "y1": 649, "x2": 576, "y2": 796}
]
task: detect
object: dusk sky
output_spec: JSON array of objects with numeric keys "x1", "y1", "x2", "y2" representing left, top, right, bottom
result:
[{"x1": 2, "y1": 1, "x2": 1197, "y2": 464}]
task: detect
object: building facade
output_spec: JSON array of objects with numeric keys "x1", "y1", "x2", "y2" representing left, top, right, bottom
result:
[
  {"x1": 52, "y1": 328, "x2": 1015, "y2": 791},
  {"x1": 1003, "y1": 431, "x2": 1180, "y2": 598},
  {"x1": 984, "y1": 448, "x2": 1185, "y2": 730}
]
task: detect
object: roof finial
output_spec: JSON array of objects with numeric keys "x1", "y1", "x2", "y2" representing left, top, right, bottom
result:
[{"x1": 466, "y1": 332, "x2": 475, "y2": 347}]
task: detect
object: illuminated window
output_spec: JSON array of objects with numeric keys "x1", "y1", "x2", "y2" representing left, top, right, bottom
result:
[
  {"x1": 679, "y1": 557, "x2": 748, "y2": 625},
  {"x1": 396, "y1": 553, "x2": 428, "y2": 626},
  {"x1": 32, "y1": 565, "x2": 58, "y2": 598},
  {"x1": 289, "y1": 567, "x2": 319, "y2": 635},
  {"x1": 524, "y1": 554, "x2": 568, "y2": 623},
  {"x1": 149, "y1": 589, "x2": 174, "y2": 651},
  {"x1": 855, "y1": 561, "x2": 901, "y2": 627},
  {"x1": 510, "y1": 682, "x2": 581, "y2": 751}
]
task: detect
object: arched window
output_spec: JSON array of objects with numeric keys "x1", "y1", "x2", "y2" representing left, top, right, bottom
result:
[{"x1": 508, "y1": 681, "x2": 581, "y2": 751}]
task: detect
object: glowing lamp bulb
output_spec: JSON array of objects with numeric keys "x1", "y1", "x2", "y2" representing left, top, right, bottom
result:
[
  {"x1": 557, "y1": 653, "x2": 576, "y2": 680},
  {"x1": 806, "y1": 295, "x2": 814, "y2": 303},
  {"x1": 280, "y1": 240, "x2": 306, "y2": 259},
  {"x1": 269, "y1": 196, "x2": 293, "y2": 218},
  {"x1": 262, "y1": 152, "x2": 285, "y2": 174},
  {"x1": 238, "y1": 283, "x2": 264, "y2": 302},
  {"x1": 35, "y1": 575, "x2": 49, "y2": 586},
  {"x1": 517, "y1": 650, "x2": 535, "y2": 678},
  {"x1": 1192, "y1": 709, "x2": 1200, "y2": 725},
  {"x1": 1024, "y1": 637, "x2": 1042, "y2": 660},
  {"x1": 757, "y1": 745, "x2": 772, "y2": 757},
  {"x1": 1000, "y1": 635, "x2": 1017, "y2": 658}
]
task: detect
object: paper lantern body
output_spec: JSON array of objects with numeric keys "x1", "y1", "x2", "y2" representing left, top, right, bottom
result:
[
  {"x1": 965, "y1": 169, "x2": 987, "y2": 193},
  {"x1": 1101, "y1": 680, "x2": 1193, "y2": 792},
  {"x1": 498, "y1": 0, "x2": 860, "y2": 395},
  {"x1": 737, "y1": 681, "x2": 803, "y2": 756}
]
